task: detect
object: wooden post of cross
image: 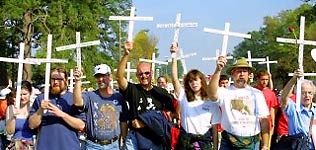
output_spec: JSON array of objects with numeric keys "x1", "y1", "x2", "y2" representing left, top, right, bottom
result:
[
  {"x1": 258, "y1": 56, "x2": 278, "y2": 73},
  {"x1": 157, "y1": 13, "x2": 198, "y2": 44},
  {"x1": 114, "y1": 62, "x2": 137, "y2": 82},
  {"x1": 139, "y1": 53, "x2": 168, "y2": 81},
  {"x1": 0, "y1": 43, "x2": 40, "y2": 109},
  {"x1": 109, "y1": 6, "x2": 153, "y2": 42},
  {"x1": 26, "y1": 34, "x2": 68, "y2": 103},
  {"x1": 204, "y1": 22, "x2": 251, "y2": 57},
  {"x1": 167, "y1": 49, "x2": 197, "y2": 74},
  {"x1": 276, "y1": 16, "x2": 316, "y2": 111},
  {"x1": 55, "y1": 32, "x2": 100, "y2": 70},
  {"x1": 202, "y1": 49, "x2": 234, "y2": 64},
  {"x1": 68, "y1": 69, "x2": 90, "y2": 92}
]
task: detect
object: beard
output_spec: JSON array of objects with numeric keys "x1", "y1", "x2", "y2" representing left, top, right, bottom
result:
[
  {"x1": 51, "y1": 85, "x2": 66, "y2": 95},
  {"x1": 236, "y1": 79, "x2": 247, "y2": 86}
]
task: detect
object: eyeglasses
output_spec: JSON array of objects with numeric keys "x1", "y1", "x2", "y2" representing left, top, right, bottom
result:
[{"x1": 137, "y1": 71, "x2": 150, "y2": 76}]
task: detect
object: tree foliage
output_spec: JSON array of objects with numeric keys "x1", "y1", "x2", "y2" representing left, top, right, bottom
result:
[
  {"x1": 0, "y1": 0, "x2": 132, "y2": 88},
  {"x1": 232, "y1": 4, "x2": 316, "y2": 89}
]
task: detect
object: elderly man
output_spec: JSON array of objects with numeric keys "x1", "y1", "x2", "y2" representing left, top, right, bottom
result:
[{"x1": 208, "y1": 57, "x2": 270, "y2": 150}]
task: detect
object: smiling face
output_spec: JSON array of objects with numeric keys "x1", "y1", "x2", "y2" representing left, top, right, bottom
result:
[
  {"x1": 137, "y1": 63, "x2": 152, "y2": 86},
  {"x1": 95, "y1": 73, "x2": 112, "y2": 89},
  {"x1": 189, "y1": 77, "x2": 202, "y2": 93}
]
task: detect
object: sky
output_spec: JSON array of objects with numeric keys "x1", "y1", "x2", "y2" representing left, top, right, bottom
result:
[{"x1": 130, "y1": 0, "x2": 306, "y2": 75}]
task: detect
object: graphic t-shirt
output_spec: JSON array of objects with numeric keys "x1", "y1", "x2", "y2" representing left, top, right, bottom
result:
[
  {"x1": 178, "y1": 89, "x2": 221, "y2": 134},
  {"x1": 120, "y1": 83, "x2": 174, "y2": 120},
  {"x1": 82, "y1": 90, "x2": 128, "y2": 141},
  {"x1": 217, "y1": 85, "x2": 269, "y2": 136}
]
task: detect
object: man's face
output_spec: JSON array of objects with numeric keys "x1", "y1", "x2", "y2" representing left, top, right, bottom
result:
[
  {"x1": 137, "y1": 63, "x2": 152, "y2": 86},
  {"x1": 50, "y1": 71, "x2": 67, "y2": 95},
  {"x1": 232, "y1": 68, "x2": 249, "y2": 86},
  {"x1": 301, "y1": 84, "x2": 314, "y2": 107},
  {"x1": 258, "y1": 75, "x2": 269, "y2": 88},
  {"x1": 157, "y1": 78, "x2": 167, "y2": 88},
  {"x1": 219, "y1": 79, "x2": 229, "y2": 88},
  {"x1": 95, "y1": 73, "x2": 111, "y2": 89}
]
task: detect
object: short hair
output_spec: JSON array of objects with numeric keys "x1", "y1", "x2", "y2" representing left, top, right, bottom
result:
[
  {"x1": 256, "y1": 70, "x2": 270, "y2": 79},
  {"x1": 301, "y1": 79, "x2": 316, "y2": 95},
  {"x1": 51, "y1": 67, "x2": 68, "y2": 80},
  {"x1": 219, "y1": 75, "x2": 229, "y2": 81}
]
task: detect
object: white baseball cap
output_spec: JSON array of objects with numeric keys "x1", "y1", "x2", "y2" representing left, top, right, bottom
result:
[
  {"x1": 94, "y1": 64, "x2": 111, "y2": 76},
  {"x1": 0, "y1": 88, "x2": 11, "y2": 99}
]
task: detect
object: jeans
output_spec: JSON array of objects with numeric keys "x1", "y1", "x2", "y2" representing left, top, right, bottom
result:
[
  {"x1": 124, "y1": 131, "x2": 162, "y2": 150},
  {"x1": 84, "y1": 140, "x2": 119, "y2": 150}
]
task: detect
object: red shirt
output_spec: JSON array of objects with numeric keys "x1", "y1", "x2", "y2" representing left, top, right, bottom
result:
[
  {"x1": 253, "y1": 86, "x2": 278, "y2": 129},
  {"x1": 0, "y1": 100, "x2": 7, "y2": 120}
]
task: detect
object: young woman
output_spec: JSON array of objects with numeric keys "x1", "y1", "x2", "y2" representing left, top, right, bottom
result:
[
  {"x1": 170, "y1": 43, "x2": 221, "y2": 150},
  {"x1": 6, "y1": 81, "x2": 35, "y2": 150}
]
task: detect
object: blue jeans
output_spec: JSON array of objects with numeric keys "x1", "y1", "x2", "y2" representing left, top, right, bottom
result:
[
  {"x1": 84, "y1": 140, "x2": 119, "y2": 150},
  {"x1": 124, "y1": 131, "x2": 162, "y2": 150},
  {"x1": 219, "y1": 134, "x2": 259, "y2": 150}
]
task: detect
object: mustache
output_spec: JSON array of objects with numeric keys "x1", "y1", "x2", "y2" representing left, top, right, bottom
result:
[{"x1": 236, "y1": 79, "x2": 246, "y2": 85}]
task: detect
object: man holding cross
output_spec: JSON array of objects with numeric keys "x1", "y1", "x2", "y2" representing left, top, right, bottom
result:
[
  {"x1": 29, "y1": 67, "x2": 86, "y2": 150},
  {"x1": 117, "y1": 41, "x2": 175, "y2": 150},
  {"x1": 208, "y1": 56, "x2": 270, "y2": 150},
  {"x1": 73, "y1": 64, "x2": 128, "y2": 150}
]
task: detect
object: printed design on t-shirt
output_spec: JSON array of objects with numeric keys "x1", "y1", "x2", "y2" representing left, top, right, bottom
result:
[
  {"x1": 96, "y1": 103, "x2": 117, "y2": 132},
  {"x1": 229, "y1": 95, "x2": 255, "y2": 125},
  {"x1": 137, "y1": 97, "x2": 156, "y2": 111}
]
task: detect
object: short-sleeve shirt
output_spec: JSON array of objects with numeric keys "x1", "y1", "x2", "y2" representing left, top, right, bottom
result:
[
  {"x1": 82, "y1": 90, "x2": 128, "y2": 141},
  {"x1": 284, "y1": 98, "x2": 316, "y2": 150},
  {"x1": 119, "y1": 83, "x2": 175, "y2": 120},
  {"x1": 29, "y1": 92, "x2": 86, "y2": 150},
  {"x1": 217, "y1": 85, "x2": 269, "y2": 136},
  {"x1": 178, "y1": 89, "x2": 221, "y2": 134}
]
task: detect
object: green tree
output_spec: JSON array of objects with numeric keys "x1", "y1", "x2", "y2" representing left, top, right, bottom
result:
[{"x1": 0, "y1": 0, "x2": 131, "y2": 87}]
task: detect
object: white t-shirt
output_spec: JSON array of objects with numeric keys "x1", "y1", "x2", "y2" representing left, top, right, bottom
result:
[
  {"x1": 178, "y1": 89, "x2": 221, "y2": 134},
  {"x1": 217, "y1": 85, "x2": 269, "y2": 136}
]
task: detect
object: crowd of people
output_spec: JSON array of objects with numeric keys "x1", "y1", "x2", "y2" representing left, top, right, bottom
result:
[{"x1": 0, "y1": 41, "x2": 315, "y2": 150}]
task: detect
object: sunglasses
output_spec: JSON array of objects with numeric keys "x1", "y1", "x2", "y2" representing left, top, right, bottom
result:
[{"x1": 137, "y1": 71, "x2": 151, "y2": 76}]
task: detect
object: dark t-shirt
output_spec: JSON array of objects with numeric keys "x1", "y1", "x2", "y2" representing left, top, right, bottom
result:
[
  {"x1": 30, "y1": 92, "x2": 85, "y2": 150},
  {"x1": 82, "y1": 90, "x2": 128, "y2": 141},
  {"x1": 119, "y1": 82, "x2": 175, "y2": 120}
]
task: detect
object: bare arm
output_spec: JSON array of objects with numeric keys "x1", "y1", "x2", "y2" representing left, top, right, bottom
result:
[
  {"x1": 5, "y1": 105, "x2": 16, "y2": 135},
  {"x1": 119, "y1": 121, "x2": 128, "y2": 147},
  {"x1": 212, "y1": 124, "x2": 218, "y2": 150},
  {"x1": 29, "y1": 100, "x2": 49, "y2": 129},
  {"x1": 73, "y1": 68, "x2": 84, "y2": 107},
  {"x1": 280, "y1": 69, "x2": 302, "y2": 109},
  {"x1": 207, "y1": 56, "x2": 226, "y2": 101},
  {"x1": 46, "y1": 103, "x2": 85, "y2": 131},
  {"x1": 116, "y1": 41, "x2": 132, "y2": 91},
  {"x1": 170, "y1": 43, "x2": 181, "y2": 97},
  {"x1": 260, "y1": 117, "x2": 269, "y2": 150}
]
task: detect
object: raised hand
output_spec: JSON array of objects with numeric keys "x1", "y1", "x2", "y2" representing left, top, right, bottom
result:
[
  {"x1": 216, "y1": 56, "x2": 227, "y2": 72},
  {"x1": 124, "y1": 41, "x2": 133, "y2": 54},
  {"x1": 73, "y1": 67, "x2": 82, "y2": 82},
  {"x1": 170, "y1": 42, "x2": 178, "y2": 54}
]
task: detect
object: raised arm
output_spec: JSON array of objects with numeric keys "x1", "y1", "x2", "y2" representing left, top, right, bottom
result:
[
  {"x1": 170, "y1": 43, "x2": 181, "y2": 97},
  {"x1": 116, "y1": 41, "x2": 132, "y2": 91},
  {"x1": 73, "y1": 68, "x2": 84, "y2": 107},
  {"x1": 280, "y1": 69, "x2": 302, "y2": 109},
  {"x1": 5, "y1": 105, "x2": 16, "y2": 135},
  {"x1": 29, "y1": 99, "x2": 49, "y2": 129},
  {"x1": 207, "y1": 56, "x2": 227, "y2": 101}
]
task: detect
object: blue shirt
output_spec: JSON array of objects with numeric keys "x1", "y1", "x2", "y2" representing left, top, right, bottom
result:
[
  {"x1": 30, "y1": 92, "x2": 86, "y2": 150},
  {"x1": 82, "y1": 90, "x2": 128, "y2": 141},
  {"x1": 12, "y1": 118, "x2": 34, "y2": 142},
  {"x1": 284, "y1": 98, "x2": 316, "y2": 150}
]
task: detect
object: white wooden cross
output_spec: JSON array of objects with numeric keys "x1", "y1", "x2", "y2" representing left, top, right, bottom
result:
[
  {"x1": 0, "y1": 43, "x2": 40, "y2": 109},
  {"x1": 157, "y1": 13, "x2": 198, "y2": 44},
  {"x1": 109, "y1": 6, "x2": 154, "y2": 42},
  {"x1": 27, "y1": 34, "x2": 68, "y2": 104},
  {"x1": 258, "y1": 56, "x2": 278, "y2": 73},
  {"x1": 68, "y1": 69, "x2": 90, "y2": 92},
  {"x1": 276, "y1": 16, "x2": 316, "y2": 111},
  {"x1": 204, "y1": 22, "x2": 251, "y2": 56},
  {"x1": 202, "y1": 49, "x2": 233, "y2": 61},
  {"x1": 167, "y1": 49, "x2": 197, "y2": 74},
  {"x1": 139, "y1": 53, "x2": 168, "y2": 80},
  {"x1": 114, "y1": 62, "x2": 136, "y2": 82},
  {"x1": 55, "y1": 32, "x2": 100, "y2": 70}
]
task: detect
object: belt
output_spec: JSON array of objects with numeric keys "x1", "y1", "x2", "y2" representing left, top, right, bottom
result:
[{"x1": 91, "y1": 136, "x2": 119, "y2": 145}]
